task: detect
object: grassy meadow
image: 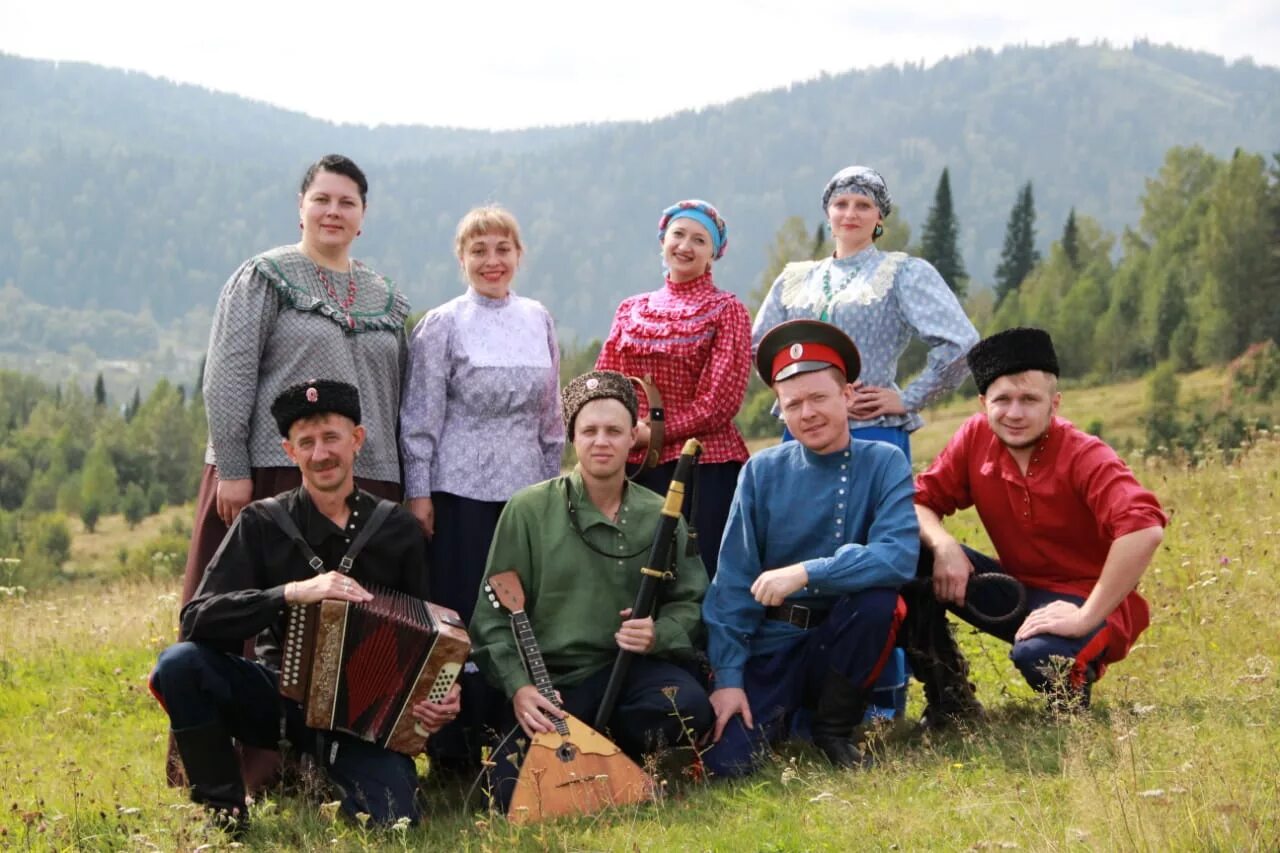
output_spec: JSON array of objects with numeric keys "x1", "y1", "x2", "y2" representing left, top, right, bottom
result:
[{"x1": 2, "y1": 369, "x2": 1278, "y2": 850}]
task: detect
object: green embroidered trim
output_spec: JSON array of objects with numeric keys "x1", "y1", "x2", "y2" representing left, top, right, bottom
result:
[{"x1": 256, "y1": 253, "x2": 405, "y2": 331}]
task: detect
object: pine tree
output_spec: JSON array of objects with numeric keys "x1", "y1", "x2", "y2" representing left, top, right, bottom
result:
[
  {"x1": 125, "y1": 388, "x2": 141, "y2": 422},
  {"x1": 1061, "y1": 208, "x2": 1080, "y2": 270},
  {"x1": 93, "y1": 373, "x2": 107, "y2": 407},
  {"x1": 810, "y1": 223, "x2": 828, "y2": 260},
  {"x1": 919, "y1": 168, "x2": 967, "y2": 296},
  {"x1": 994, "y1": 181, "x2": 1041, "y2": 305}
]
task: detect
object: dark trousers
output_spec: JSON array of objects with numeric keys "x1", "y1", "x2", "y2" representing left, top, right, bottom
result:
[
  {"x1": 702, "y1": 588, "x2": 902, "y2": 778},
  {"x1": 151, "y1": 641, "x2": 419, "y2": 823},
  {"x1": 938, "y1": 546, "x2": 1105, "y2": 693},
  {"x1": 632, "y1": 459, "x2": 741, "y2": 580},
  {"x1": 426, "y1": 492, "x2": 507, "y2": 768},
  {"x1": 485, "y1": 657, "x2": 713, "y2": 811}
]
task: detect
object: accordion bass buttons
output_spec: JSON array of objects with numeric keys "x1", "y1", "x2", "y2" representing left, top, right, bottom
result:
[{"x1": 425, "y1": 661, "x2": 463, "y2": 704}]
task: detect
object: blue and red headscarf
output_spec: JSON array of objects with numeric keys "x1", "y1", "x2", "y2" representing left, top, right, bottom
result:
[{"x1": 657, "y1": 199, "x2": 728, "y2": 260}]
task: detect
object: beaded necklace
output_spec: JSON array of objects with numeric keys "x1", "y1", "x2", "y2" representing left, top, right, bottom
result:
[
  {"x1": 818, "y1": 256, "x2": 867, "y2": 322},
  {"x1": 315, "y1": 262, "x2": 358, "y2": 329}
]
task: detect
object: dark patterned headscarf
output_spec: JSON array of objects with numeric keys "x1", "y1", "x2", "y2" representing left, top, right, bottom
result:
[
  {"x1": 657, "y1": 199, "x2": 728, "y2": 260},
  {"x1": 822, "y1": 166, "x2": 892, "y2": 219}
]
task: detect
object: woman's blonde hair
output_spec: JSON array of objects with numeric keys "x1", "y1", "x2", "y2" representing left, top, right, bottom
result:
[{"x1": 454, "y1": 205, "x2": 524, "y2": 258}]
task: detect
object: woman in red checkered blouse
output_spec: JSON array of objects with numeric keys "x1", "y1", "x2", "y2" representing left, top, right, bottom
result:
[{"x1": 595, "y1": 199, "x2": 751, "y2": 579}]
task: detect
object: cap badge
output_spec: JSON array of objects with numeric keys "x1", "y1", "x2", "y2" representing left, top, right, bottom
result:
[
  {"x1": 790, "y1": 343, "x2": 804, "y2": 359},
  {"x1": 586, "y1": 377, "x2": 600, "y2": 390},
  {"x1": 305, "y1": 386, "x2": 319, "y2": 403}
]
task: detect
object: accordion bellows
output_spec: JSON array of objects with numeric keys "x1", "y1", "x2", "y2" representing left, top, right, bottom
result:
[{"x1": 280, "y1": 585, "x2": 470, "y2": 755}]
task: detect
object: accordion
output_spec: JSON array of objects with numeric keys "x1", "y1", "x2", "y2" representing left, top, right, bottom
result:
[{"x1": 279, "y1": 585, "x2": 470, "y2": 755}]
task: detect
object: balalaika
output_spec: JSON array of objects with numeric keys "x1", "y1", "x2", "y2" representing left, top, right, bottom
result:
[{"x1": 279, "y1": 585, "x2": 470, "y2": 755}]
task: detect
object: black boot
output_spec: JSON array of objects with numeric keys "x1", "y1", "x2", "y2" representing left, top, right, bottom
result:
[
  {"x1": 900, "y1": 588, "x2": 985, "y2": 730},
  {"x1": 171, "y1": 723, "x2": 250, "y2": 838},
  {"x1": 810, "y1": 670, "x2": 873, "y2": 770}
]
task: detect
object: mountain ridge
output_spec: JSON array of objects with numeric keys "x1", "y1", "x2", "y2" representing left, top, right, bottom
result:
[{"x1": 1, "y1": 40, "x2": 1277, "y2": 355}]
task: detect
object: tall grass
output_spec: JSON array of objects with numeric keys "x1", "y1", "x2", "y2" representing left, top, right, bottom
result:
[{"x1": 2, "y1": 435, "x2": 1277, "y2": 850}]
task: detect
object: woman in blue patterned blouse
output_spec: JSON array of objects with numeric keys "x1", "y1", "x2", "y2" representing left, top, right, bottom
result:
[{"x1": 752, "y1": 165, "x2": 979, "y2": 462}]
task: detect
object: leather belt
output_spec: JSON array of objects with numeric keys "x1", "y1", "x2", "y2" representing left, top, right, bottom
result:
[
  {"x1": 628, "y1": 375, "x2": 664, "y2": 476},
  {"x1": 764, "y1": 602, "x2": 831, "y2": 630}
]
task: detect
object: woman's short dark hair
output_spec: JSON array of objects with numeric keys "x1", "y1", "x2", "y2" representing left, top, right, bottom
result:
[{"x1": 300, "y1": 154, "x2": 368, "y2": 206}]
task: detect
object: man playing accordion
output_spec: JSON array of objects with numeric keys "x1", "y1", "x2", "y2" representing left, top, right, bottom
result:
[{"x1": 150, "y1": 380, "x2": 460, "y2": 836}]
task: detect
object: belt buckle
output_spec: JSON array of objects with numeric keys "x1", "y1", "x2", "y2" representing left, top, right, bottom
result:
[{"x1": 789, "y1": 604, "x2": 811, "y2": 630}]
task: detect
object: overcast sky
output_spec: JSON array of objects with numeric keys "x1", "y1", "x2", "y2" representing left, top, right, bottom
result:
[{"x1": 4, "y1": 0, "x2": 1278, "y2": 129}]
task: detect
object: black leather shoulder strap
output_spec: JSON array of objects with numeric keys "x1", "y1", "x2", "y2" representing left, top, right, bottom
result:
[{"x1": 260, "y1": 496, "x2": 325, "y2": 574}]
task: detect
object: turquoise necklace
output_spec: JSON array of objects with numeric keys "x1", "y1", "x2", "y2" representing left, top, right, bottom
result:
[{"x1": 818, "y1": 257, "x2": 866, "y2": 322}]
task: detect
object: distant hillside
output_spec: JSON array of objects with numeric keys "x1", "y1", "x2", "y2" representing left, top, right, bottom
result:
[{"x1": 1, "y1": 41, "x2": 1277, "y2": 351}]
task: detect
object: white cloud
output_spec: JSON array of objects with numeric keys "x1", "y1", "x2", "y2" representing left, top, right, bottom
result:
[{"x1": 3, "y1": 0, "x2": 1277, "y2": 128}]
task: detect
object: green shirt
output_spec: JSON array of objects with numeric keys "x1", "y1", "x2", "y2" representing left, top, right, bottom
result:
[{"x1": 470, "y1": 470, "x2": 708, "y2": 699}]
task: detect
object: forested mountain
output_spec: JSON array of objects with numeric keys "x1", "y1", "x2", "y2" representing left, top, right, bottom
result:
[{"x1": 2, "y1": 41, "x2": 1277, "y2": 356}]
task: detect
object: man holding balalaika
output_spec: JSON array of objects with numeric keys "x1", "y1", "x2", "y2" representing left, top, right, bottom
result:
[
  {"x1": 150, "y1": 380, "x2": 462, "y2": 837},
  {"x1": 470, "y1": 371, "x2": 713, "y2": 817}
]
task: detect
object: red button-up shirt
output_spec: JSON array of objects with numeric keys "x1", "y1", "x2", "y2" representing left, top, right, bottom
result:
[{"x1": 915, "y1": 414, "x2": 1167, "y2": 666}]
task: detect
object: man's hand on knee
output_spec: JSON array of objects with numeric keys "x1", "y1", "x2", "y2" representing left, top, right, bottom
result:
[
  {"x1": 931, "y1": 539, "x2": 974, "y2": 607},
  {"x1": 1015, "y1": 600, "x2": 1094, "y2": 640},
  {"x1": 707, "y1": 687, "x2": 753, "y2": 743},
  {"x1": 750, "y1": 564, "x2": 809, "y2": 607}
]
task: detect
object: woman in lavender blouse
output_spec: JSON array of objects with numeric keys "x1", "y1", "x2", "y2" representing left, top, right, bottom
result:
[{"x1": 399, "y1": 205, "x2": 563, "y2": 771}]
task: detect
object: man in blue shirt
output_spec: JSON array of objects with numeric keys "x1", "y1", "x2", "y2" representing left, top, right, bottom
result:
[{"x1": 703, "y1": 320, "x2": 918, "y2": 775}]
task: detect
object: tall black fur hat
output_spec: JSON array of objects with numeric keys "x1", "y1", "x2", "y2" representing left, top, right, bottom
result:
[
  {"x1": 966, "y1": 327, "x2": 1060, "y2": 394},
  {"x1": 562, "y1": 370, "x2": 638, "y2": 440},
  {"x1": 755, "y1": 319, "x2": 861, "y2": 386},
  {"x1": 270, "y1": 379, "x2": 362, "y2": 437}
]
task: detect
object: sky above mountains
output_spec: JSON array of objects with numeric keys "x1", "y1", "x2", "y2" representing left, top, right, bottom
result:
[{"x1": 5, "y1": 0, "x2": 1279, "y2": 129}]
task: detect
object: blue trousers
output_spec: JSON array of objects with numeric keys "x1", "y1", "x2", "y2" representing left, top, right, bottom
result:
[
  {"x1": 702, "y1": 588, "x2": 901, "y2": 778},
  {"x1": 949, "y1": 547, "x2": 1104, "y2": 694},
  {"x1": 151, "y1": 641, "x2": 420, "y2": 824},
  {"x1": 484, "y1": 656, "x2": 712, "y2": 811}
]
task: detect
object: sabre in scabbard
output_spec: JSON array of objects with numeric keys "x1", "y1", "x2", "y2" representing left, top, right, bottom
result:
[{"x1": 594, "y1": 438, "x2": 702, "y2": 731}]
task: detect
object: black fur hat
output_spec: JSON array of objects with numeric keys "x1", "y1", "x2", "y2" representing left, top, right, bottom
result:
[
  {"x1": 966, "y1": 327, "x2": 1059, "y2": 394},
  {"x1": 270, "y1": 379, "x2": 362, "y2": 437}
]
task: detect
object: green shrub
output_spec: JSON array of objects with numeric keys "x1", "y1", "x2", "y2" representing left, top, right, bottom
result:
[
  {"x1": 1229, "y1": 339, "x2": 1280, "y2": 402},
  {"x1": 118, "y1": 520, "x2": 190, "y2": 580},
  {"x1": 736, "y1": 386, "x2": 783, "y2": 440},
  {"x1": 16, "y1": 513, "x2": 72, "y2": 586},
  {"x1": 120, "y1": 483, "x2": 148, "y2": 529}
]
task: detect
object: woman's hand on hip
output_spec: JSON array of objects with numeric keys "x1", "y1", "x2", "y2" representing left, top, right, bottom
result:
[{"x1": 849, "y1": 384, "x2": 906, "y2": 419}]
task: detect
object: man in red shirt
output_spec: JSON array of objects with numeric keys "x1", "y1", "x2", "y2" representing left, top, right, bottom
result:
[{"x1": 907, "y1": 327, "x2": 1166, "y2": 721}]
